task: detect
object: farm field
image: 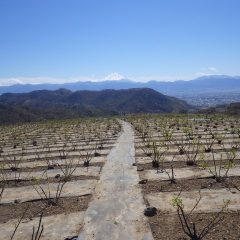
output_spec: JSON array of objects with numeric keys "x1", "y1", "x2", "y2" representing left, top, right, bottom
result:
[
  {"x1": 0, "y1": 118, "x2": 121, "y2": 239},
  {"x1": 128, "y1": 114, "x2": 240, "y2": 240},
  {"x1": 1, "y1": 114, "x2": 240, "y2": 239}
]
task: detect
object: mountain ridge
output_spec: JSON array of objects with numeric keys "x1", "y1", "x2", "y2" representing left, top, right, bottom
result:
[
  {"x1": 0, "y1": 88, "x2": 190, "y2": 124},
  {"x1": 1, "y1": 75, "x2": 240, "y2": 96}
]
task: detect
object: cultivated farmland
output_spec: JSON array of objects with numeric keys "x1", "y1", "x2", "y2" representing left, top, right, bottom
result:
[
  {"x1": 128, "y1": 114, "x2": 240, "y2": 239},
  {"x1": 1, "y1": 114, "x2": 240, "y2": 239},
  {"x1": 0, "y1": 118, "x2": 121, "y2": 239}
]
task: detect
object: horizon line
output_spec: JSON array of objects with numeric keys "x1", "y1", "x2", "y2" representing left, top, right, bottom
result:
[{"x1": 0, "y1": 74, "x2": 239, "y2": 87}]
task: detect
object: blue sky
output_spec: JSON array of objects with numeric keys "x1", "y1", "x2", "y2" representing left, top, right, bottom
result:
[{"x1": 0, "y1": 0, "x2": 239, "y2": 85}]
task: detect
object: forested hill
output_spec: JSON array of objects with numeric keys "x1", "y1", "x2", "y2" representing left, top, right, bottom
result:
[{"x1": 0, "y1": 88, "x2": 190, "y2": 124}]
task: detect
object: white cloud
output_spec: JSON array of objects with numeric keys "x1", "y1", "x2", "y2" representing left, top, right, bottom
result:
[
  {"x1": 0, "y1": 69, "x2": 230, "y2": 86},
  {"x1": 196, "y1": 67, "x2": 220, "y2": 77},
  {"x1": 0, "y1": 77, "x2": 88, "y2": 86},
  {"x1": 0, "y1": 74, "x2": 198, "y2": 86},
  {"x1": 0, "y1": 78, "x2": 25, "y2": 86},
  {"x1": 208, "y1": 67, "x2": 218, "y2": 73},
  {"x1": 129, "y1": 74, "x2": 194, "y2": 82},
  {"x1": 0, "y1": 73, "x2": 127, "y2": 86}
]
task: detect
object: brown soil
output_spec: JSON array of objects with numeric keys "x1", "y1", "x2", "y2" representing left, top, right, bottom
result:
[
  {"x1": 149, "y1": 210, "x2": 240, "y2": 240},
  {"x1": 0, "y1": 153, "x2": 108, "y2": 164},
  {"x1": 141, "y1": 176, "x2": 240, "y2": 194},
  {"x1": 135, "y1": 148, "x2": 240, "y2": 157},
  {"x1": 2, "y1": 161, "x2": 105, "y2": 172},
  {"x1": 2, "y1": 175, "x2": 99, "y2": 188},
  {"x1": 134, "y1": 138, "x2": 240, "y2": 148},
  {"x1": 0, "y1": 195, "x2": 92, "y2": 224},
  {"x1": 136, "y1": 159, "x2": 240, "y2": 170},
  {"x1": 137, "y1": 161, "x2": 189, "y2": 170},
  {"x1": 0, "y1": 145, "x2": 113, "y2": 158}
]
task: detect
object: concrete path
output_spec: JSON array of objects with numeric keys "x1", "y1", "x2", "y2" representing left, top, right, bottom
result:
[{"x1": 79, "y1": 121, "x2": 153, "y2": 240}]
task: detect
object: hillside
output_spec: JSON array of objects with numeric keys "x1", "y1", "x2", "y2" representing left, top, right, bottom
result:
[{"x1": 0, "y1": 88, "x2": 190, "y2": 124}]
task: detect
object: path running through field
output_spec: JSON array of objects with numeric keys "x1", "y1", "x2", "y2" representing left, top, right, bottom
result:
[{"x1": 79, "y1": 120, "x2": 153, "y2": 240}]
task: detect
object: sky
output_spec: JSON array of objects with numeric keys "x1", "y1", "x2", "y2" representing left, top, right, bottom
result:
[{"x1": 0, "y1": 0, "x2": 240, "y2": 85}]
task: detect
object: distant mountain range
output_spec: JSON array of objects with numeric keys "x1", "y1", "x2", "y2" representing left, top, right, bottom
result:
[
  {"x1": 0, "y1": 88, "x2": 190, "y2": 124},
  {"x1": 0, "y1": 75, "x2": 240, "y2": 96}
]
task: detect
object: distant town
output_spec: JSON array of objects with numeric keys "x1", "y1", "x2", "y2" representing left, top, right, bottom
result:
[{"x1": 176, "y1": 91, "x2": 240, "y2": 108}]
